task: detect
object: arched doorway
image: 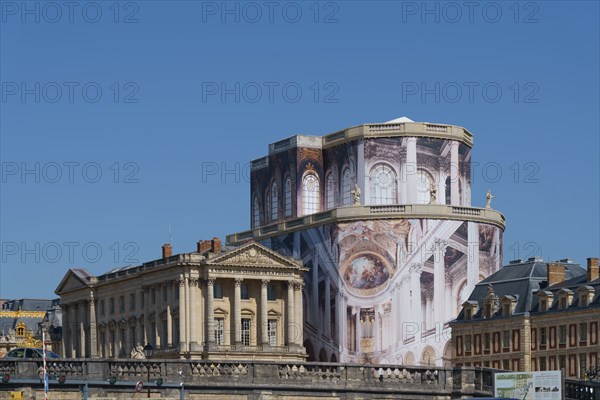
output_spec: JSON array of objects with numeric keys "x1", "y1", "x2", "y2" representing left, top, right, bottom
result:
[
  {"x1": 319, "y1": 347, "x2": 328, "y2": 362},
  {"x1": 421, "y1": 346, "x2": 436, "y2": 367},
  {"x1": 330, "y1": 353, "x2": 337, "y2": 363}
]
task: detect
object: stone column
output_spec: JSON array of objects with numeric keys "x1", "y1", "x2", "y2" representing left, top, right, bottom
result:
[
  {"x1": 260, "y1": 279, "x2": 269, "y2": 346},
  {"x1": 62, "y1": 304, "x2": 69, "y2": 358},
  {"x1": 88, "y1": 292, "x2": 98, "y2": 357},
  {"x1": 445, "y1": 273, "x2": 453, "y2": 322},
  {"x1": 438, "y1": 166, "x2": 445, "y2": 205},
  {"x1": 334, "y1": 288, "x2": 341, "y2": 345},
  {"x1": 143, "y1": 286, "x2": 150, "y2": 346},
  {"x1": 373, "y1": 307, "x2": 380, "y2": 352},
  {"x1": 467, "y1": 222, "x2": 479, "y2": 295},
  {"x1": 177, "y1": 277, "x2": 187, "y2": 351},
  {"x1": 410, "y1": 264, "x2": 423, "y2": 338},
  {"x1": 154, "y1": 297, "x2": 160, "y2": 349},
  {"x1": 354, "y1": 307, "x2": 361, "y2": 352},
  {"x1": 286, "y1": 281, "x2": 295, "y2": 346},
  {"x1": 206, "y1": 277, "x2": 215, "y2": 346},
  {"x1": 450, "y1": 140, "x2": 459, "y2": 205},
  {"x1": 311, "y1": 255, "x2": 319, "y2": 325},
  {"x1": 400, "y1": 276, "x2": 411, "y2": 341},
  {"x1": 166, "y1": 283, "x2": 172, "y2": 349},
  {"x1": 104, "y1": 328, "x2": 110, "y2": 358},
  {"x1": 434, "y1": 241, "x2": 446, "y2": 324},
  {"x1": 79, "y1": 301, "x2": 86, "y2": 357},
  {"x1": 406, "y1": 137, "x2": 418, "y2": 204},
  {"x1": 189, "y1": 277, "x2": 199, "y2": 350},
  {"x1": 294, "y1": 282, "x2": 303, "y2": 345},
  {"x1": 324, "y1": 274, "x2": 331, "y2": 337},
  {"x1": 234, "y1": 278, "x2": 242, "y2": 344},
  {"x1": 425, "y1": 296, "x2": 432, "y2": 331}
]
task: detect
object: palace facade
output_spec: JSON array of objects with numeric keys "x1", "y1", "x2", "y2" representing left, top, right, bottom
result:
[
  {"x1": 227, "y1": 117, "x2": 506, "y2": 365},
  {"x1": 450, "y1": 257, "x2": 599, "y2": 379},
  {"x1": 55, "y1": 239, "x2": 307, "y2": 361}
]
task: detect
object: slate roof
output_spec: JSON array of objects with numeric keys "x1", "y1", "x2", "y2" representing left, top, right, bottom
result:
[
  {"x1": 454, "y1": 258, "x2": 593, "y2": 321},
  {"x1": 0, "y1": 298, "x2": 60, "y2": 336}
]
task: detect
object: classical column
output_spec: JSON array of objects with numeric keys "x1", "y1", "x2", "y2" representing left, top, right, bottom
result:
[
  {"x1": 294, "y1": 282, "x2": 303, "y2": 345},
  {"x1": 433, "y1": 241, "x2": 446, "y2": 324},
  {"x1": 334, "y1": 288, "x2": 341, "y2": 345},
  {"x1": 311, "y1": 255, "x2": 319, "y2": 325},
  {"x1": 206, "y1": 277, "x2": 215, "y2": 346},
  {"x1": 79, "y1": 301, "x2": 86, "y2": 357},
  {"x1": 143, "y1": 286, "x2": 150, "y2": 345},
  {"x1": 324, "y1": 274, "x2": 331, "y2": 337},
  {"x1": 166, "y1": 283, "x2": 172, "y2": 349},
  {"x1": 189, "y1": 277, "x2": 199, "y2": 350},
  {"x1": 89, "y1": 292, "x2": 98, "y2": 357},
  {"x1": 234, "y1": 278, "x2": 242, "y2": 344},
  {"x1": 467, "y1": 222, "x2": 480, "y2": 295},
  {"x1": 177, "y1": 277, "x2": 187, "y2": 351},
  {"x1": 391, "y1": 284, "x2": 399, "y2": 345},
  {"x1": 406, "y1": 137, "x2": 418, "y2": 204},
  {"x1": 425, "y1": 295, "x2": 432, "y2": 331},
  {"x1": 104, "y1": 328, "x2": 109, "y2": 358},
  {"x1": 286, "y1": 280, "x2": 295, "y2": 346},
  {"x1": 399, "y1": 148, "x2": 407, "y2": 204},
  {"x1": 260, "y1": 279, "x2": 269, "y2": 345},
  {"x1": 410, "y1": 264, "x2": 423, "y2": 337},
  {"x1": 438, "y1": 166, "x2": 445, "y2": 204},
  {"x1": 354, "y1": 307, "x2": 361, "y2": 352},
  {"x1": 373, "y1": 307, "x2": 380, "y2": 352},
  {"x1": 400, "y1": 276, "x2": 411, "y2": 341},
  {"x1": 445, "y1": 273, "x2": 453, "y2": 322},
  {"x1": 154, "y1": 295, "x2": 160, "y2": 348},
  {"x1": 450, "y1": 140, "x2": 459, "y2": 205},
  {"x1": 357, "y1": 139, "x2": 366, "y2": 204},
  {"x1": 69, "y1": 303, "x2": 79, "y2": 358},
  {"x1": 62, "y1": 304, "x2": 69, "y2": 358}
]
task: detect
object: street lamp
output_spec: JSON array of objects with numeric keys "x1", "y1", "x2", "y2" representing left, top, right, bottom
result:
[{"x1": 143, "y1": 344, "x2": 154, "y2": 398}]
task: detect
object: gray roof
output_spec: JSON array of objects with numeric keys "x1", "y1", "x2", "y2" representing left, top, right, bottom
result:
[
  {"x1": 455, "y1": 259, "x2": 592, "y2": 321},
  {"x1": 0, "y1": 298, "x2": 60, "y2": 336}
]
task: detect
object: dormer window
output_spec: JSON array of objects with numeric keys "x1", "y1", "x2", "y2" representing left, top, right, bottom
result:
[
  {"x1": 537, "y1": 290, "x2": 553, "y2": 312},
  {"x1": 558, "y1": 288, "x2": 574, "y2": 309},
  {"x1": 500, "y1": 295, "x2": 517, "y2": 317},
  {"x1": 462, "y1": 300, "x2": 478, "y2": 320},
  {"x1": 483, "y1": 284, "x2": 499, "y2": 318},
  {"x1": 577, "y1": 286, "x2": 594, "y2": 307}
]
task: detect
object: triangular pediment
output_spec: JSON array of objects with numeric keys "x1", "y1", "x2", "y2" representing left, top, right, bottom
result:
[
  {"x1": 207, "y1": 242, "x2": 299, "y2": 269},
  {"x1": 55, "y1": 269, "x2": 92, "y2": 294}
]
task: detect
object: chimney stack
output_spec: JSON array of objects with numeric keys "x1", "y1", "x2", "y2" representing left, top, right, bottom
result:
[
  {"x1": 211, "y1": 237, "x2": 221, "y2": 253},
  {"x1": 547, "y1": 262, "x2": 565, "y2": 286},
  {"x1": 162, "y1": 243, "x2": 172, "y2": 259},
  {"x1": 197, "y1": 240, "x2": 211, "y2": 254},
  {"x1": 587, "y1": 257, "x2": 599, "y2": 282}
]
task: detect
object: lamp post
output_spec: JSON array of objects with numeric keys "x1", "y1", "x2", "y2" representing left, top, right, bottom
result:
[{"x1": 143, "y1": 344, "x2": 154, "y2": 399}]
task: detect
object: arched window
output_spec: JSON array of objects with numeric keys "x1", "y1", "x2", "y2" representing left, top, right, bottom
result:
[
  {"x1": 341, "y1": 168, "x2": 352, "y2": 205},
  {"x1": 325, "y1": 172, "x2": 335, "y2": 209},
  {"x1": 370, "y1": 164, "x2": 397, "y2": 205},
  {"x1": 445, "y1": 177, "x2": 451, "y2": 205},
  {"x1": 284, "y1": 177, "x2": 292, "y2": 217},
  {"x1": 265, "y1": 189, "x2": 271, "y2": 222},
  {"x1": 302, "y1": 173, "x2": 320, "y2": 215},
  {"x1": 416, "y1": 170, "x2": 434, "y2": 204},
  {"x1": 271, "y1": 181, "x2": 278, "y2": 221},
  {"x1": 252, "y1": 195, "x2": 260, "y2": 228}
]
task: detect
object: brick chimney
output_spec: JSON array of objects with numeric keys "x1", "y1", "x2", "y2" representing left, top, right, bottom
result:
[
  {"x1": 162, "y1": 243, "x2": 172, "y2": 259},
  {"x1": 587, "y1": 257, "x2": 599, "y2": 282},
  {"x1": 211, "y1": 237, "x2": 221, "y2": 253},
  {"x1": 547, "y1": 262, "x2": 565, "y2": 286},
  {"x1": 197, "y1": 240, "x2": 211, "y2": 254}
]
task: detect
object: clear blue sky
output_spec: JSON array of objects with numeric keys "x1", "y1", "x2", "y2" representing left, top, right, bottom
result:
[{"x1": 1, "y1": 1, "x2": 598, "y2": 299}]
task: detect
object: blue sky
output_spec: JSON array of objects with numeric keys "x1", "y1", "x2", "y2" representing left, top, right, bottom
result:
[{"x1": 1, "y1": 1, "x2": 598, "y2": 299}]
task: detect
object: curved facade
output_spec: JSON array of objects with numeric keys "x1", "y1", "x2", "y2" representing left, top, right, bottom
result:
[{"x1": 228, "y1": 118, "x2": 505, "y2": 366}]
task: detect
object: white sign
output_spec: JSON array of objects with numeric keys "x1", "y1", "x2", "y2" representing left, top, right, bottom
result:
[{"x1": 495, "y1": 370, "x2": 562, "y2": 399}]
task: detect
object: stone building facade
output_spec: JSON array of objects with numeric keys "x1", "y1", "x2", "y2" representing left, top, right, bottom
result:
[
  {"x1": 55, "y1": 240, "x2": 307, "y2": 361},
  {"x1": 450, "y1": 257, "x2": 600, "y2": 380},
  {"x1": 227, "y1": 117, "x2": 506, "y2": 366}
]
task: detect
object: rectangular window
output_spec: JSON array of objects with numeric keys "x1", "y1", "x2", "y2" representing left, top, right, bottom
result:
[
  {"x1": 130, "y1": 293, "x2": 135, "y2": 311},
  {"x1": 540, "y1": 327, "x2": 547, "y2": 346},
  {"x1": 268, "y1": 319, "x2": 277, "y2": 346},
  {"x1": 241, "y1": 283, "x2": 250, "y2": 300},
  {"x1": 120, "y1": 328, "x2": 126, "y2": 356},
  {"x1": 267, "y1": 284, "x2": 276, "y2": 301},
  {"x1": 559, "y1": 355, "x2": 566, "y2": 371},
  {"x1": 559, "y1": 325, "x2": 567, "y2": 344},
  {"x1": 540, "y1": 299, "x2": 547, "y2": 311},
  {"x1": 119, "y1": 296, "x2": 125, "y2": 312},
  {"x1": 150, "y1": 323, "x2": 156, "y2": 346},
  {"x1": 503, "y1": 330, "x2": 510, "y2": 349},
  {"x1": 100, "y1": 299, "x2": 105, "y2": 315},
  {"x1": 502, "y1": 359, "x2": 510, "y2": 370},
  {"x1": 241, "y1": 318, "x2": 251, "y2": 346},
  {"x1": 214, "y1": 282, "x2": 223, "y2": 299},
  {"x1": 130, "y1": 326, "x2": 136, "y2": 349},
  {"x1": 151, "y1": 288, "x2": 156, "y2": 305},
  {"x1": 579, "y1": 354, "x2": 587, "y2": 378},
  {"x1": 162, "y1": 320, "x2": 168, "y2": 348},
  {"x1": 464, "y1": 335, "x2": 472, "y2": 353},
  {"x1": 140, "y1": 291, "x2": 145, "y2": 309},
  {"x1": 484, "y1": 333, "x2": 491, "y2": 351},
  {"x1": 580, "y1": 322, "x2": 588, "y2": 342},
  {"x1": 215, "y1": 318, "x2": 224, "y2": 345},
  {"x1": 539, "y1": 356, "x2": 546, "y2": 371},
  {"x1": 109, "y1": 298, "x2": 115, "y2": 314},
  {"x1": 173, "y1": 318, "x2": 180, "y2": 346},
  {"x1": 162, "y1": 285, "x2": 168, "y2": 302}
]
